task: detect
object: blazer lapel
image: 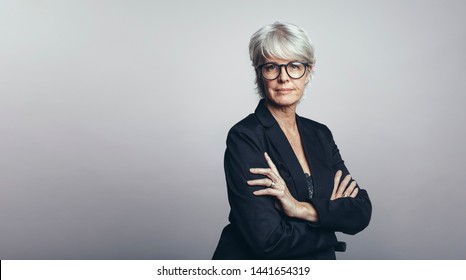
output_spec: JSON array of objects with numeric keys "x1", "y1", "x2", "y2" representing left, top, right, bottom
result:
[
  {"x1": 296, "y1": 116, "x2": 328, "y2": 199},
  {"x1": 254, "y1": 100, "x2": 309, "y2": 201}
]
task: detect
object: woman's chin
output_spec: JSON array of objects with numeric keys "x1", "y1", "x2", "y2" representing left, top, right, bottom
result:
[{"x1": 267, "y1": 94, "x2": 302, "y2": 108}]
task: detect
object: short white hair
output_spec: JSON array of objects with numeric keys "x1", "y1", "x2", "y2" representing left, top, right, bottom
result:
[{"x1": 249, "y1": 22, "x2": 316, "y2": 98}]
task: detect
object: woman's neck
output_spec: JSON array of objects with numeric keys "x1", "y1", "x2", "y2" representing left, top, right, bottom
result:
[{"x1": 265, "y1": 100, "x2": 298, "y2": 132}]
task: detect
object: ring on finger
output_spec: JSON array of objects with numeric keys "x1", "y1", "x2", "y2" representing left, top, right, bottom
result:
[
  {"x1": 343, "y1": 193, "x2": 348, "y2": 197},
  {"x1": 269, "y1": 180, "x2": 276, "y2": 188}
]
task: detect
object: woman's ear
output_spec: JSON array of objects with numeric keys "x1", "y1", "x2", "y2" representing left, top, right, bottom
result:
[
  {"x1": 305, "y1": 68, "x2": 312, "y2": 84},
  {"x1": 305, "y1": 74, "x2": 310, "y2": 84}
]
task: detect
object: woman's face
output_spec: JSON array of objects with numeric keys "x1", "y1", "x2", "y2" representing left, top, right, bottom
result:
[{"x1": 261, "y1": 57, "x2": 310, "y2": 108}]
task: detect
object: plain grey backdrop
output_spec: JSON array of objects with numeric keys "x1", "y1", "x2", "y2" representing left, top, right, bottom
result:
[{"x1": 1, "y1": 0, "x2": 465, "y2": 259}]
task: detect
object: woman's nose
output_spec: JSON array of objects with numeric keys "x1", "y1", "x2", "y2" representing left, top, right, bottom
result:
[{"x1": 277, "y1": 65, "x2": 289, "y2": 82}]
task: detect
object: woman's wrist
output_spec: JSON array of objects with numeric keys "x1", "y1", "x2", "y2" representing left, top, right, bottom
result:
[{"x1": 296, "y1": 201, "x2": 319, "y2": 222}]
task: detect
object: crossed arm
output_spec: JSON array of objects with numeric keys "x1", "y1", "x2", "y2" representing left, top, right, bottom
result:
[{"x1": 248, "y1": 152, "x2": 359, "y2": 223}]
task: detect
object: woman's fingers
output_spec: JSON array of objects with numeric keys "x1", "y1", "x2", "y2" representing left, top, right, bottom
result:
[
  {"x1": 332, "y1": 170, "x2": 343, "y2": 200},
  {"x1": 249, "y1": 167, "x2": 279, "y2": 182},
  {"x1": 336, "y1": 174, "x2": 352, "y2": 197},
  {"x1": 249, "y1": 162, "x2": 282, "y2": 183},
  {"x1": 251, "y1": 152, "x2": 281, "y2": 183},
  {"x1": 264, "y1": 152, "x2": 279, "y2": 174},
  {"x1": 247, "y1": 178, "x2": 274, "y2": 187},
  {"x1": 342, "y1": 181, "x2": 357, "y2": 198},
  {"x1": 253, "y1": 187, "x2": 281, "y2": 197},
  {"x1": 249, "y1": 167, "x2": 273, "y2": 174},
  {"x1": 332, "y1": 171, "x2": 359, "y2": 199},
  {"x1": 350, "y1": 186, "x2": 359, "y2": 198}
]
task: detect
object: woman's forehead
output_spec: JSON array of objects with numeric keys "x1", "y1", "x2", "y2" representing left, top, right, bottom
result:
[{"x1": 263, "y1": 56, "x2": 301, "y2": 64}]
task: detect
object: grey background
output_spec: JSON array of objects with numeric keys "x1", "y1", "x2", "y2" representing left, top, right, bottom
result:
[{"x1": 1, "y1": 0, "x2": 465, "y2": 259}]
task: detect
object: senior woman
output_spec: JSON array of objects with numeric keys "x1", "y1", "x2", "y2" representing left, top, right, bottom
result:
[{"x1": 213, "y1": 22, "x2": 372, "y2": 260}]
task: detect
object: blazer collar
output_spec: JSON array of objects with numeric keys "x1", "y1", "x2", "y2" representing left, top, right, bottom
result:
[{"x1": 254, "y1": 99, "x2": 277, "y2": 128}]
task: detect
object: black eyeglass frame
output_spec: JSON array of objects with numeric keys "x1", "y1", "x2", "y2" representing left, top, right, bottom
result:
[{"x1": 257, "y1": 61, "x2": 310, "y2": 80}]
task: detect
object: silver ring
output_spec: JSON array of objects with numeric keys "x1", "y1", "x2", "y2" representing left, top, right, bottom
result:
[
  {"x1": 270, "y1": 181, "x2": 276, "y2": 188},
  {"x1": 343, "y1": 193, "x2": 348, "y2": 198}
]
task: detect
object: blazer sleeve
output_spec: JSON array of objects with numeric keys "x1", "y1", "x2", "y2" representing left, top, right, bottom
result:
[
  {"x1": 225, "y1": 126, "x2": 338, "y2": 259},
  {"x1": 309, "y1": 126, "x2": 372, "y2": 235}
]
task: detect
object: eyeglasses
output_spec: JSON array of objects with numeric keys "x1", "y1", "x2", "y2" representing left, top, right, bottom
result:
[{"x1": 258, "y1": 61, "x2": 309, "y2": 80}]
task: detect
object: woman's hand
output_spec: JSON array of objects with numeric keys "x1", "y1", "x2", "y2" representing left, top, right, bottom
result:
[
  {"x1": 331, "y1": 170, "x2": 359, "y2": 200},
  {"x1": 247, "y1": 152, "x2": 319, "y2": 222}
]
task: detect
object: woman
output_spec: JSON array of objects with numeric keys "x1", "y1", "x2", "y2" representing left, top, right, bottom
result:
[{"x1": 213, "y1": 22, "x2": 372, "y2": 260}]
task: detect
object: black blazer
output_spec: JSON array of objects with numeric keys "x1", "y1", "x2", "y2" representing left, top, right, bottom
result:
[{"x1": 213, "y1": 99, "x2": 372, "y2": 260}]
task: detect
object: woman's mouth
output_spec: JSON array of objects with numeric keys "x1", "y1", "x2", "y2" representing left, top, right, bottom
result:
[{"x1": 276, "y1": 88, "x2": 293, "y2": 93}]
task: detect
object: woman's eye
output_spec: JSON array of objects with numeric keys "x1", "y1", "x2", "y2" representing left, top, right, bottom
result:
[{"x1": 265, "y1": 64, "x2": 278, "y2": 71}]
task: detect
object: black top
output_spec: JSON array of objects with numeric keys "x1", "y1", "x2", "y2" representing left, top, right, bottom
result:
[
  {"x1": 212, "y1": 100, "x2": 372, "y2": 260},
  {"x1": 304, "y1": 173, "x2": 314, "y2": 199}
]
